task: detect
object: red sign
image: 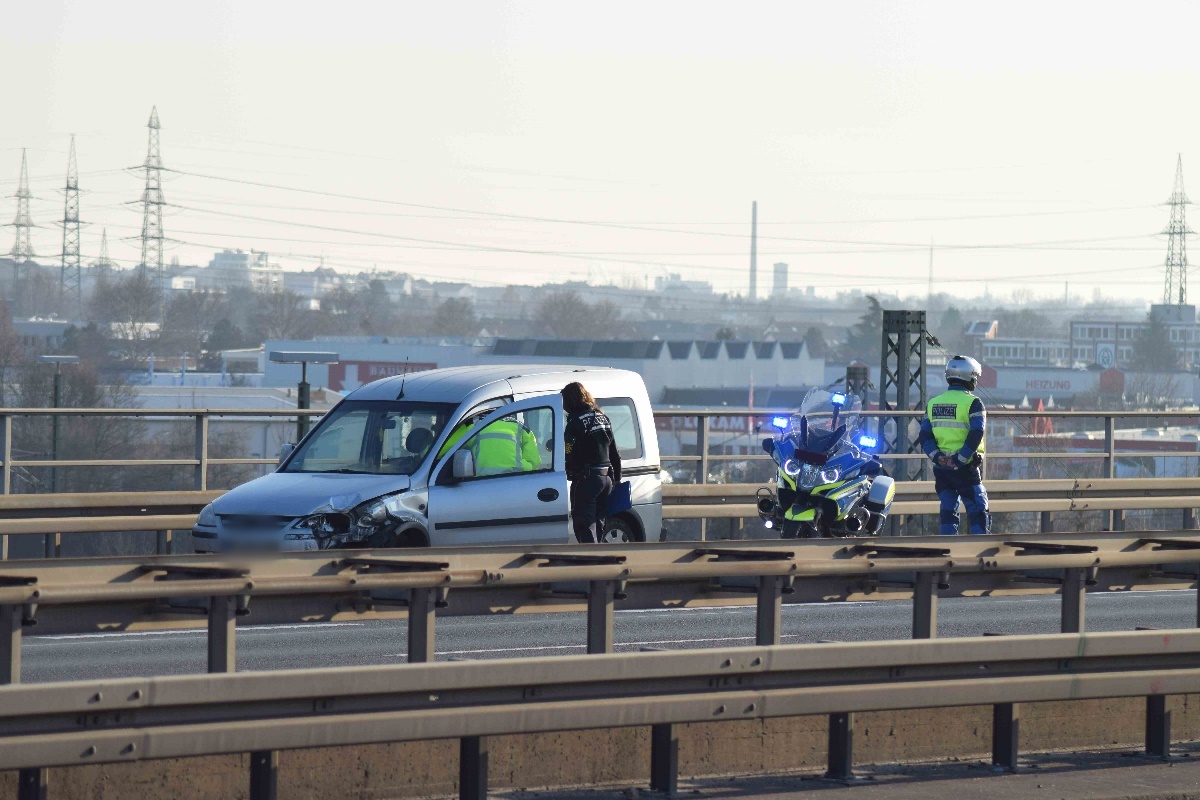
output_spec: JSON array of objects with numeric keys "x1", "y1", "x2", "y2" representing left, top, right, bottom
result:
[{"x1": 327, "y1": 361, "x2": 438, "y2": 391}]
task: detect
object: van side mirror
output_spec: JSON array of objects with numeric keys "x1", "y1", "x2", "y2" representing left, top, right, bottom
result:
[
  {"x1": 278, "y1": 443, "x2": 296, "y2": 465},
  {"x1": 451, "y1": 450, "x2": 476, "y2": 481}
]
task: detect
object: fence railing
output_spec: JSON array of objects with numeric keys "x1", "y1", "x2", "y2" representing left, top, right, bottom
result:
[
  {"x1": 1, "y1": 407, "x2": 1197, "y2": 495},
  {"x1": 4, "y1": 476, "x2": 1200, "y2": 559},
  {"x1": 2, "y1": 533, "x2": 1200, "y2": 798},
  {"x1": 656, "y1": 408, "x2": 1200, "y2": 485}
]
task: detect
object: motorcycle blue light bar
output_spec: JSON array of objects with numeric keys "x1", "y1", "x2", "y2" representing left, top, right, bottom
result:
[
  {"x1": 858, "y1": 434, "x2": 878, "y2": 449},
  {"x1": 830, "y1": 392, "x2": 847, "y2": 406},
  {"x1": 771, "y1": 416, "x2": 790, "y2": 430}
]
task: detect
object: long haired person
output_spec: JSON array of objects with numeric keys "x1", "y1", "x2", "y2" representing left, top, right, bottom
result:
[{"x1": 561, "y1": 382, "x2": 622, "y2": 543}]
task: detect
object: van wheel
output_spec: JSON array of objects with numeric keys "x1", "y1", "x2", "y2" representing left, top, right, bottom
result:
[
  {"x1": 602, "y1": 515, "x2": 642, "y2": 543},
  {"x1": 387, "y1": 528, "x2": 427, "y2": 549}
]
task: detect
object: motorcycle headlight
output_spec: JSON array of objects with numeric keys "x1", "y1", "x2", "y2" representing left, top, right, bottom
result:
[
  {"x1": 197, "y1": 503, "x2": 217, "y2": 527},
  {"x1": 782, "y1": 459, "x2": 802, "y2": 477},
  {"x1": 798, "y1": 464, "x2": 841, "y2": 489}
]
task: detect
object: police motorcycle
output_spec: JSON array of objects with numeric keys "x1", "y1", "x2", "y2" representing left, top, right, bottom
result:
[{"x1": 756, "y1": 385, "x2": 895, "y2": 538}]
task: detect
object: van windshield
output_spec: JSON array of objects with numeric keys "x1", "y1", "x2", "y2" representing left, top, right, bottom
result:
[{"x1": 285, "y1": 400, "x2": 457, "y2": 475}]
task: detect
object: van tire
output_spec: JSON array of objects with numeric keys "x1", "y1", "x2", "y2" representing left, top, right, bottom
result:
[
  {"x1": 603, "y1": 514, "x2": 643, "y2": 543},
  {"x1": 390, "y1": 526, "x2": 429, "y2": 549}
]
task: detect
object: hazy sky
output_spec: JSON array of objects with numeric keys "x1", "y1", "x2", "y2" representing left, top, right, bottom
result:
[{"x1": 4, "y1": 1, "x2": 1200, "y2": 306}]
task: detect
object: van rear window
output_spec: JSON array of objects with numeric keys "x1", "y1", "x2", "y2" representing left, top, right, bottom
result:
[{"x1": 598, "y1": 397, "x2": 643, "y2": 460}]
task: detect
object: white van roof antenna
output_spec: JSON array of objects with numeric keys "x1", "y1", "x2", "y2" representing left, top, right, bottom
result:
[{"x1": 397, "y1": 357, "x2": 410, "y2": 399}]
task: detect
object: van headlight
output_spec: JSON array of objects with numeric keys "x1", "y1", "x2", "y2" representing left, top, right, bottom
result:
[{"x1": 197, "y1": 503, "x2": 217, "y2": 527}]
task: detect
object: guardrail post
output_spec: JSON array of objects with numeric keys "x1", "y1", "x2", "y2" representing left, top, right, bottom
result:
[
  {"x1": 408, "y1": 587, "x2": 436, "y2": 663},
  {"x1": 587, "y1": 580, "x2": 615, "y2": 654},
  {"x1": 459, "y1": 735, "x2": 488, "y2": 800},
  {"x1": 1146, "y1": 695, "x2": 1171, "y2": 759},
  {"x1": 155, "y1": 530, "x2": 173, "y2": 556},
  {"x1": 0, "y1": 413, "x2": 11, "y2": 496},
  {"x1": 4, "y1": 604, "x2": 46, "y2": 800},
  {"x1": 650, "y1": 723, "x2": 678, "y2": 795},
  {"x1": 1185, "y1": 508, "x2": 1196, "y2": 530},
  {"x1": 195, "y1": 413, "x2": 209, "y2": 491},
  {"x1": 1104, "y1": 417, "x2": 1116, "y2": 530},
  {"x1": 207, "y1": 595, "x2": 236, "y2": 674},
  {"x1": 250, "y1": 750, "x2": 278, "y2": 800},
  {"x1": 755, "y1": 575, "x2": 783, "y2": 646},
  {"x1": 825, "y1": 711, "x2": 854, "y2": 781},
  {"x1": 43, "y1": 533, "x2": 61, "y2": 559},
  {"x1": 698, "y1": 416, "x2": 710, "y2": 541},
  {"x1": 912, "y1": 571, "x2": 943, "y2": 640},
  {"x1": 993, "y1": 702, "x2": 1020, "y2": 771},
  {"x1": 1039, "y1": 511, "x2": 1053, "y2": 533},
  {"x1": 1061, "y1": 568, "x2": 1087, "y2": 634},
  {"x1": 1, "y1": 603, "x2": 20, "y2": 685},
  {"x1": 17, "y1": 767, "x2": 48, "y2": 800}
]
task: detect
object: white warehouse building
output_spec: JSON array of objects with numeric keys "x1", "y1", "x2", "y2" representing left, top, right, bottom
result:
[{"x1": 261, "y1": 336, "x2": 826, "y2": 406}]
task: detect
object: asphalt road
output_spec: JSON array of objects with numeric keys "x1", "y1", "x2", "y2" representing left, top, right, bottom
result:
[{"x1": 21, "y1": 590, "x2": 1197, "y2": 684}]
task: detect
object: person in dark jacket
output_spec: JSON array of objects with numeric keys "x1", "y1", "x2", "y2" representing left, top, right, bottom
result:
[{"x1": 561, "y1": 382, "x2": 622, "y2": 544}]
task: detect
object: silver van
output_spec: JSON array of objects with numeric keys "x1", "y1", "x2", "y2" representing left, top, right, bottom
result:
[{"x1": 192, "y1": 365, "x2": 662, "y2": 551}]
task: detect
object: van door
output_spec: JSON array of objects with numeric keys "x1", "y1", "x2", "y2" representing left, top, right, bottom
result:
[{"x1": 426, "y1": 394, "x2": 570, "y2": 546}]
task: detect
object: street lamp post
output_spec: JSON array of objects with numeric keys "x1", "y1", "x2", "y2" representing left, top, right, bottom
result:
[
  {"x1": 36, "y1": 355, "x2": 80, "y2": 493},
  {"x1": 268, "y1": 351, "x2": 339, "y2": 443}
]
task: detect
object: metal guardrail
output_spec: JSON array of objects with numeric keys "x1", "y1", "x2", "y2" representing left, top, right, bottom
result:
[
  {"x1": 2, "y1": 531, "x2": 1200, "y2": 798},
  {"x1": 2, "y1": 532, "x2": 1199, "y2": 655},
  {"x1": 3, "y1": 476, "x2": 1200, "y2": 559},
  {"x1": 2, "y1": 406, "x2": 1199, "y2": 494},
  {"x1": 666, "y1": 476, "x2": 1200, "y2": 526},
  {"x1": 1, "y1": 629, "x2": 1197, "y2": 785}
]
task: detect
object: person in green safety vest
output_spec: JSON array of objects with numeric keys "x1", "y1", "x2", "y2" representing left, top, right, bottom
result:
[
  {"x1": 437, "y1": 411, "x2": 540, "y2": 475},
  {"x1": 437, "y1": 415, "x2": 481, "y2": 460},
  {"x1": 917, "y1": 354, "x2": 989, "y2": 535},
  {"x1": 472, "y1": 416, "x2": 540, "y2": 474}
]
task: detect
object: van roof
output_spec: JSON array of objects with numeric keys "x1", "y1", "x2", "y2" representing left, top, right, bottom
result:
[{"x1": 346, "y1": 364, "x2": 628, "y2": 402}]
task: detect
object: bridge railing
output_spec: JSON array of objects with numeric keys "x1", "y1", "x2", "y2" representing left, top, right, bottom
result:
[
  {"x1": 1, "y1": 533, "x2": 1200, "y2": 794},
  {"x1": 1, "y1": 407, "x2": 1197, "y2": 494},
  {"x1": 2, "y1": 476, "x2": 1200, "y2": 559}
]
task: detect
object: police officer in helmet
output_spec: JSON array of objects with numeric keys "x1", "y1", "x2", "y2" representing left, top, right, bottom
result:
[
  {"x1": 561, "y1": 382, "x2": 622, "y2": 544},
  {"x1": 918, "y1": 355, "x2": 990, "y2": 535}
]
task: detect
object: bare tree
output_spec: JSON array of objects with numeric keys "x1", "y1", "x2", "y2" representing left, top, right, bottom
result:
[
  {"x1": 160, "y1": 291, "x2": 227, "y2": 356},
  {"x1": 254, "y1": 289, "x2": 313, "y2": 340},
  {"x1": 429, "y1": 298, "x2": 479, "y2": 336},
  {"x1": 534, "y1": 290, "x2": 621, "y2": 338},
  {"x1": 89, "y1": 270, "x2": 161, "y2": 361}
]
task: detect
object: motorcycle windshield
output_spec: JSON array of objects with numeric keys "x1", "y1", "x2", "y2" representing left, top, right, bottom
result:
[{"x1": 799, "y1": 387, "x2": 861, "y2": 454}]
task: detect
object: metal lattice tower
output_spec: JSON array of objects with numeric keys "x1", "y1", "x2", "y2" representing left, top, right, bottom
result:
[
  {"x1": 138, "y1": 107, "x2": 166, "y2": 318},
  {"x1": 59, "y1": 135, "x2": 83, "y2": 318},
  {"x1": 93, "y1": 228, "x2": 113, "y2": 278},
  {"x1": 6, "y1": 149, "x2": 35, "y2": 310},
  {"x1": 879, "y1": 310, "x2": 929, "y2": 535},
  {"x1": 8, "y1": 149, "x2": 35, "y2": 263},
  {"x1": 1163, "y1": 154, "x2": 1192, "y2": 306},
  {"x1": 879, "y1": 310, "x2": 928, "y2": 480}
]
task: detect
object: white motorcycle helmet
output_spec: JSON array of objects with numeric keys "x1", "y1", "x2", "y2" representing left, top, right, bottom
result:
[{"x1": 945, "y1": 355, "x2": 982, "y2": 389}]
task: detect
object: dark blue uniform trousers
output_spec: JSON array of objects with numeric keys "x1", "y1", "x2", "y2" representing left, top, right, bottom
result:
[{"x1": 934, "y1": 464, "x2": 990, "y2": 535}]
